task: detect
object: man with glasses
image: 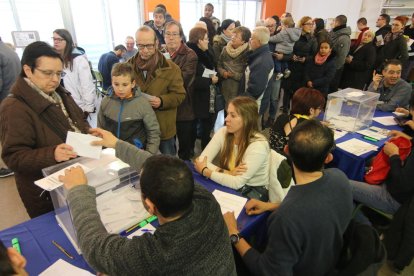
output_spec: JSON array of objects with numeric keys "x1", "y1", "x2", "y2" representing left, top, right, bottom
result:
[
  {"x1": 164, "y1": 21, "x2": 197, "y2": 160},
  {"x1": 122, "y1": 36, "x2": 138, "y2": 62},
  {"x1": 374, "y1": 13, "x2": 391, "y2": 49},
  {"x1": 368, "y1": 59, "x2": 411, "y2": 111},
  {"x1": 128, "y1": 26, "x2": 185, "y2": 155},
  {"x1": 224, "y1": 119, "x2": 353, "y2": 275}
]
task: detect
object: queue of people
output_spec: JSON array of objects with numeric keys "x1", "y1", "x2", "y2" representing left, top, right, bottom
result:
[{"x1": 1, "y1": 3, "x2": 414, "y2": 276}]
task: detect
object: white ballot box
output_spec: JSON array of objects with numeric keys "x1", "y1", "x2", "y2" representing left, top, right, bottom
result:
[
  {"x1": 42, "y1": 149, "x2": 150, "y2": 254},
  {"x1": 323, "y1": 88, "x2": 380, "y2": 132}
]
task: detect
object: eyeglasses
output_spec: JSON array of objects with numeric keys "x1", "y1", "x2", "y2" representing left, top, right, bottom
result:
[
  {"x1": 165, "y1": 32, "x2": 180, "y2": 37},
  {"x1": 136, "y1": 44, "x2": 155, "y2": 51},
  {"x1": 51, "y1": 37, "x2": 65, "y2": 42},
  {"x1": 35, "y1": 68, "x2": 66, "y2": 79}
]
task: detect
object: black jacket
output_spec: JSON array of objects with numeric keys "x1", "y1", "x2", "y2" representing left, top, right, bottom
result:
[
  {"x1": 305, "y1": 51, "x2": 337, "y2": 95},
  {"x1": 375, "y1": 34, "x2": 409, "y2": 70},
  {"x1": 340, "y1": 43, "x2": 376, "y2": 90},
  {"x1": 187, "y1": 42, "x2": 215, "y2": 119}
]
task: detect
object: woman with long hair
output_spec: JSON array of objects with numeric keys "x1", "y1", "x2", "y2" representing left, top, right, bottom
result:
[
  {"x1": 52, "y1": 29, "x2": 96, "y2": 118},
  {"x1": 194, "y1": 96, "x2": 270, "y2": 200}
]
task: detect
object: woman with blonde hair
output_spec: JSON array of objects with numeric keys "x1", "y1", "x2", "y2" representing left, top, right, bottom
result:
[{"x1": 194, "y1": 96, "x2": 270, "y2": 200}]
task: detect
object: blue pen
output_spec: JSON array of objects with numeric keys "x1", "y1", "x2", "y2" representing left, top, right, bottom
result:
[{"x1": 141, "y1": 229, "x2": 154, "y2": 233}]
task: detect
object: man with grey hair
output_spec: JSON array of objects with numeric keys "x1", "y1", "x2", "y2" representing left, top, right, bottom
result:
[
  {"x1": 122, "y1": 36, "x2": 138, "y2": 61},
  {"x1": 243, "y1": 26, "x2": 274, "y2": 126},
  {"x1": 144, "y1": 7, "x2": 167, "y2": 46},
  {"x1": 329, "y1": 14, "x2": 351, "y2": 92},
  {"x1": 128, "y1": 26, "x2": 185, "y2": 155}
]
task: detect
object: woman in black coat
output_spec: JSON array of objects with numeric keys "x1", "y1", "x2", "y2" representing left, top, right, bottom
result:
[
  {"x1": 187, "y1": 27, "x2": 218, "y2": 149},
  {"x1": 375, "y1": 16, "x2": 409, "y2": 71},
  {"x1": 340, "y1": 30, "x2": 376, "y2": 90},
  {"x1": 305, "y1": 40, "x2": 336, "y2": 96}
]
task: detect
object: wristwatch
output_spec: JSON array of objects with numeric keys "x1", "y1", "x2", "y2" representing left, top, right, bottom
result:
[{"x1": 230, "y1": 233, "x2": 243, "y2": 245}]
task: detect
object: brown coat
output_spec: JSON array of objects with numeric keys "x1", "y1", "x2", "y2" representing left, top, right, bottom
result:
[
  {"x1": 171, "y1": 43, "x2": 198, "y2": 121},
  {"x1": 128, "y1": 51, "x2": 186, "y2": 140},
  {"x1": 0, "y1": 77, "x2": 89, "y2": 218}
]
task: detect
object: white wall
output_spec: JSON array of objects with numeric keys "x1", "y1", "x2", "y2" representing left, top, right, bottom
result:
[
  {"x1": 286, "y1": 0, "x2": 364, "y2": 32},
  {"x1": 359, "y1": 0, "x2": 382, "y2": 31}
]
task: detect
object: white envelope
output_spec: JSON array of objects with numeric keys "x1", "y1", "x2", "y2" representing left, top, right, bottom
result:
[{"x1": 66, "y1": 131, "x2": 102, "y2": 159}]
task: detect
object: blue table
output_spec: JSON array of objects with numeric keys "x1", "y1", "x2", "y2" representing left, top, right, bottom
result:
[
  {"x1": 327, "y1": 110, "x2": 401, "y2": 181},
  {"x1": 0, "y1": 164, "x2": 268, "y2": 275}
]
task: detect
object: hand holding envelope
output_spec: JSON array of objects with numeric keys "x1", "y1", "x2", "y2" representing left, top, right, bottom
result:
[{"x1": 66, "y1": 131, "x2": 102, "y2": 159}]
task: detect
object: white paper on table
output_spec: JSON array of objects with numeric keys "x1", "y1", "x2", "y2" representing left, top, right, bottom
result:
[
  {"x1": 202, "y1": 68, "x2": 217, "y2": 78},
  {"x1": 376, "y1": 35, "x2": 384, "y2": 45},
  {"x1": 34, "y1": 162, "x2": 92, "y2": 191},
  {"x1": 39, "y1": 259, "x2": 94, "y2": 276},
  {"x1": 141, "y1": 92, "x2": 157, "y2": 101},
  {"x1": 393, "y1": 111, "x2": 406, "y2": 117},
  {"x1": 66, "y1": 131, "x2": 102, "y2": 159},
  {"x1": 127, "y1": 223, "x2": 156, "y2": 239},
  {"x1": 373, "y1": 116, "x2": 397, "y2": 126},
  {"x1": 346, "y1": 91, "x2": 364, "y2": 97},
  {"x1": 336, "y1": 138, "x2": 378, "y2": 156},
  {"x1": 357, "y1": 129, "x2": 387, "y2": 140},
  {"x1": 212, "y1": 190, "x2": 247, "y2": 219},
  {"x1": 333, "y1": 129, "x2": 347, "y2": 140}
]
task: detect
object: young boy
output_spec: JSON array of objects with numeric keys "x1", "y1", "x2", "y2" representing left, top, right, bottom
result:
[
  {"x1": 97, "y1": 63, "x2": 160, "y2": 154},
  {"x1": 269, "y1": 17, "x2": 301, "y2": 80}
]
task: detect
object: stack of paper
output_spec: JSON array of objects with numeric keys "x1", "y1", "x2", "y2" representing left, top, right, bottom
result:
[
  {"x1": 40, "y1": 259, "x2": 94, "y2": 276},
  {"x1": 357, "y1": 129, "x2": 387, "y2": 140},
  {"x1": 333, "y1": 129, "x2": 348, "y2": 140},
  {"x1": 336, "y1": 138, "x2": 378, "y2": 156},
  {"x1": 373, "y1": 116, "x2": 397, "y2": 126},
  {"x1": 212, "y1": 190, "x2": 247, "y2": 218}
]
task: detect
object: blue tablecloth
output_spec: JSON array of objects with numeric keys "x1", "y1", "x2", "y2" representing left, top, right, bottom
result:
[
  {"x1": 0, "y1": 163, "x2": 268, "y2": 275},
  {"x1": 327, "y1": 110, "x2": 401, "y2": 181}
]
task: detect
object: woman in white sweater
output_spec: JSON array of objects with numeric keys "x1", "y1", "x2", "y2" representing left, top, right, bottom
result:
[{"x1": 194, "y1": 96, "x2": 270, "y2": 200}]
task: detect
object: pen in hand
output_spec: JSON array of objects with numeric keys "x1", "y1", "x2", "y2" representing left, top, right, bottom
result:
[{"x1": 52, "y1": 240, "x2": 74, "y2": 259}]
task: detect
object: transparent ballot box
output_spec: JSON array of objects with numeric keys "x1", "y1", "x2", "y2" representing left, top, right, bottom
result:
[
  {"x1": 42, "y1": 149, "x2": 150, "y2": 254},
  {"x1": 323, "y1": 88, "x2": 380, "y2": 132}
]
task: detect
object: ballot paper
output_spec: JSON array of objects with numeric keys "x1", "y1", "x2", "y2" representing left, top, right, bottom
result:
[
  {"x1": 373, "y1": 116, "x2": 398, "y2": 126},
  {"x1": 127, "y1": 223, "x2": 156, "y2": 239},
  {"x1": 142, "y1": 92, "x2": 157, "y2": 101},
  {"x1": 39, "y1": 259, "x2": 94, "y2": 276},
  {"x1": 34, "y1": 162, "x2": 92, "y2": 191},
  {"x1": 66, "y1": 131, "x2": 102, "y2": 159},
  {"x1": 346, "y1": 91, "x2": 364, "y2": 97},
  {"x1": 336, "y1": 138, "x2": 378, "y2": 156},
  {"x1": 212, "y1": 190, "x2": 248, "y2": 219},
  {"x1": 202, "y1": 68, "x2": 217, "y2": 78},
  {"x1": 332, "y1": 129, "x2": 348, "y2": 140},
  {"x1": 376, "y1": 35, "x2": 384, "y2": 46},
  {"x1": 356, "y1": 129, "x2": 388, "y2": 140}
]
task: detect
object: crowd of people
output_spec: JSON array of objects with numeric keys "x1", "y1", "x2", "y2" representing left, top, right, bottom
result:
[{"x1": 1, "y1": 2, "x2": 414, "y2": 275}]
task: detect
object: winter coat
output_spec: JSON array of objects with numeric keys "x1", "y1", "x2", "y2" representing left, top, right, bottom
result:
[
  {"x1": 305, "y1": 51, "x2": 337, "y2": 95},
  {"x1": 329, "y1": 26, "x2": 352, "y2": 69},
  {"x1": 340, "y1": 43, "x2": 376, "y2": 90},
  {"x1": 187, "y1": 42, "x2": 216, "y2": 119},
  {"x1": 269, "y1": 28, "x2": 302, "y2": 54},
  {"x1": 212, "y1": 35, "x2": 228, "y2": 66},
  {"x1": 375, "y1": 34, "x2": 409, "y2": 70},
  {"x1": 0, "y1": 77, "x2": 89, "y2": 218},
  {"x1": 171, "y1": 43, "x2": 198, "y2": 121}
]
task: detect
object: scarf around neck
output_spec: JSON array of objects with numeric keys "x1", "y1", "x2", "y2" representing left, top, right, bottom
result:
[
  {"x1": 384, "y1": 31, "x2": 403, "y2": 44},
  {"x1": 314, "y1": 52, "x2": 330, "y2": 65},
  {"x1": 221, "y1": 33, "x2": 232, "y2": 44},
  {"x1": 225, "y1": 41, "x2": 249, "y2": 58},
  {"x1": 135, "y1": 50, "x2": 161, "y2": 83}
]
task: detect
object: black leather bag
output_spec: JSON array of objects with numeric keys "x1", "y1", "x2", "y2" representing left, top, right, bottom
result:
[{"x1": 213, "y1": 85, "x2": 225, "y2": 112}]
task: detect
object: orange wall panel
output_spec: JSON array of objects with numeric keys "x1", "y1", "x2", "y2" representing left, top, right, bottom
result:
[
  {"x1": 144, "y1": 0, "x2": 180, "y2": 22},
  {"x1": 262, "y1": 0, "x2": 287, "y2": 19}
]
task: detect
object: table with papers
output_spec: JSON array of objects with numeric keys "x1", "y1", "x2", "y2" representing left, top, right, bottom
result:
[
  {"x1": 327, "y1": 110, "x2": 401, "y2": 181},
  {"x1": 0, "y1": 162, "x2": 268, "y2": 275}
]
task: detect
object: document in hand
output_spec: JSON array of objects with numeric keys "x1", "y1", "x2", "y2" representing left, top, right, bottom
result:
[
  {"x1": 66, "y1": 131, "x2": 102, "y2": 159},
  {"x1": 212, "y1": 190, "x2": 248, "y2": 219}
]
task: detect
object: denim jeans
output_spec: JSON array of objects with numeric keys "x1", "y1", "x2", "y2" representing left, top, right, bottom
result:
[
  {"x1": 268, "y1": 78, "x2": 281, "y2": 119},
  {"x1": 159, "y1": 137, "x2": 176, "y2": 156},
  {"x1": 350, "y1": 180, "x2": 400, "y2": 224}
]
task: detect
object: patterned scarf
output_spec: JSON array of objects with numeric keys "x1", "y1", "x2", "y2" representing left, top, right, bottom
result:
[
  {"x1": 384, "y1": 31, "x2": 403, "y2": 44},
  {"x1": 225, "y1": 41, "x2": 249, "y2": 58},
  {"x1": 220, "y1": 33, "x2": 232, "y2": 44},
  {"x1": 134, "y1": 50, "x2": 161, "y2": 84}
]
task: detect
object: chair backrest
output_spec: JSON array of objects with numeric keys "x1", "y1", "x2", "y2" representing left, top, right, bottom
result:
[{"x1": 268, "y1": 149, "x2": 294, "y2": 203}]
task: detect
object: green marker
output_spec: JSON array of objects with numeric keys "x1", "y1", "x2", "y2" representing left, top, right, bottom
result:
[
  {"x1": 146, "y1": 215, "x2": 157, "y2": 223},
  {"x1": 363, "y1": 136, "x2": 378, "y2": 142},
  {"x1": 12, "y1": 238, "x2": 21, "y2": 254}
]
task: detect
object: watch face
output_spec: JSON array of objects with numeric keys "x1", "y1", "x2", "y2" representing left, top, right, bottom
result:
[{"x1": 230, "y1": 234, "x2": 240, "y2": 245}]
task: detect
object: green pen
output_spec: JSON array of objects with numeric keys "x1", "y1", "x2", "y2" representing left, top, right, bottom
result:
[
  {"x1": 363, "y1": 136, "x2": 378, "y2": 142},
  {"x1": 12, "y1": 238, "x2": 21, "y2": 254}
]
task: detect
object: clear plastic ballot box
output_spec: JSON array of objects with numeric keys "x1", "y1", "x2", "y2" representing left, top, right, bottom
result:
[
  {"x1": 323, "y1": 88, "x2": 380, "y2": 132},
  {"x1": 42, "y1": 149, "x2": 150, "y2": 254}
]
